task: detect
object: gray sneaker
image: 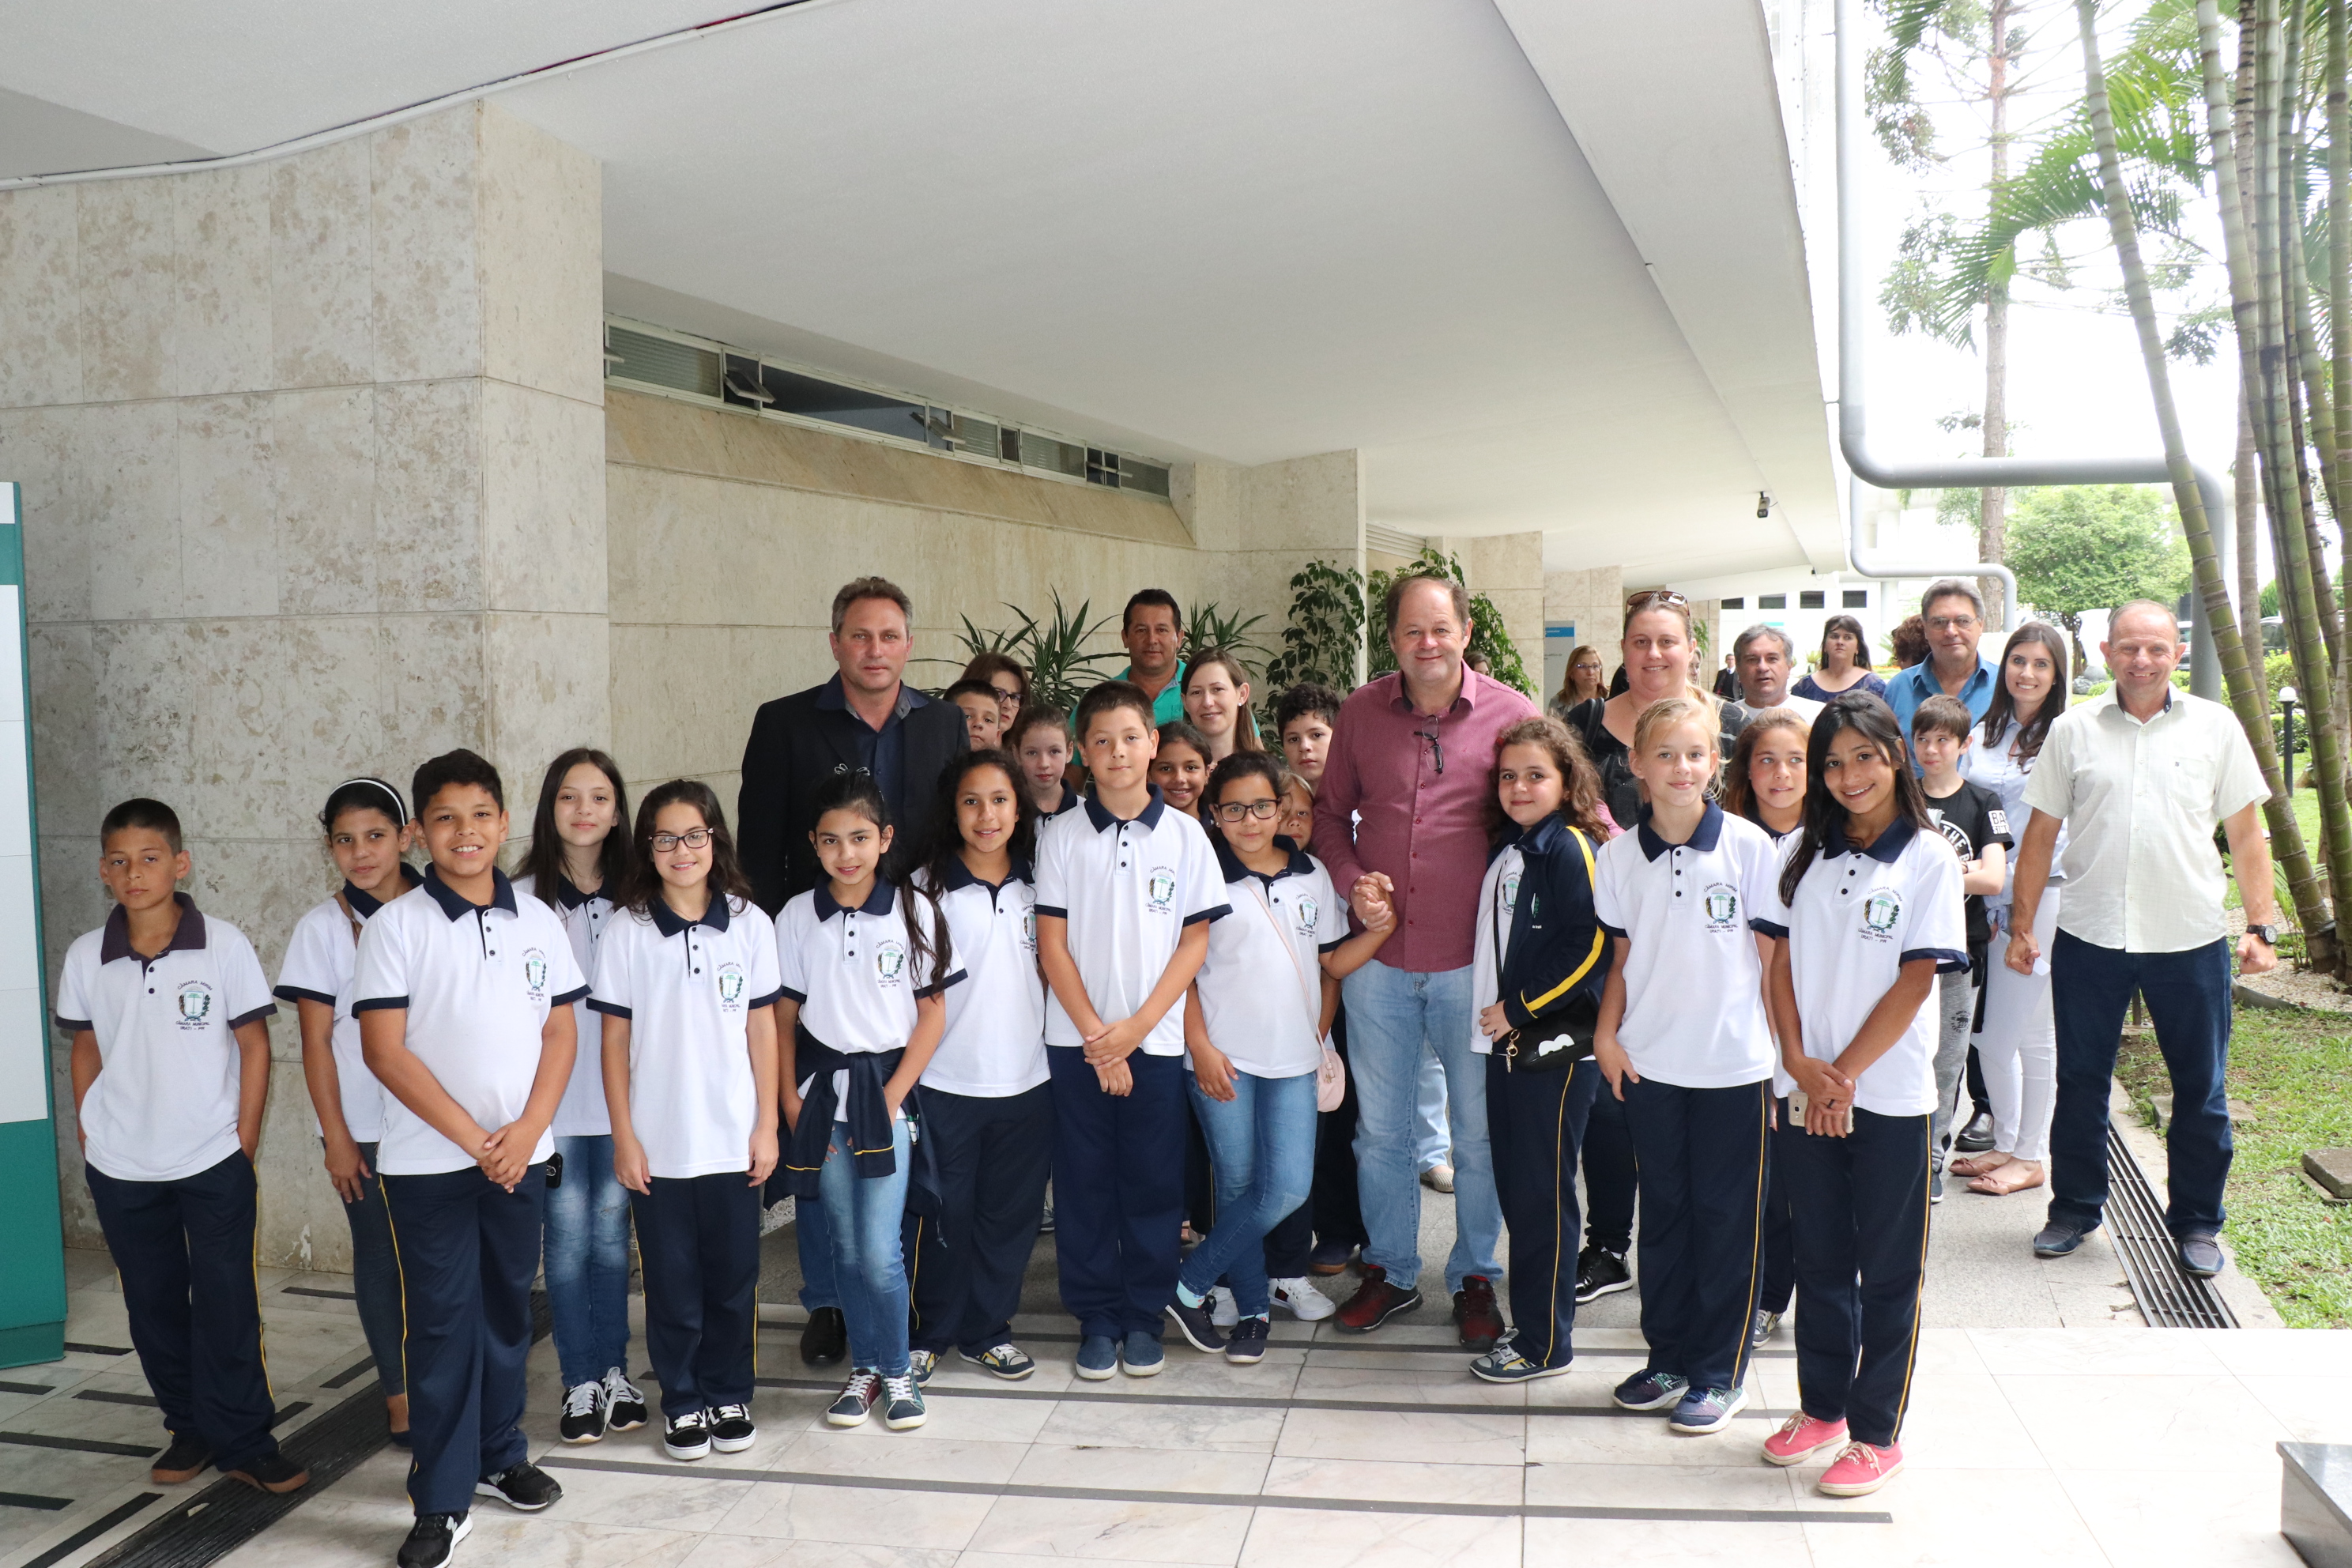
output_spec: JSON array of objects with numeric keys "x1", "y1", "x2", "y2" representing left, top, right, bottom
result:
[{"x1": 906, "y1": 1348, "x2": 936, "y2": 1385}]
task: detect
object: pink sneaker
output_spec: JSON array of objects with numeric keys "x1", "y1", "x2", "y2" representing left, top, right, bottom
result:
[
  {"x1": 1815, "y1": 1439, "x2": 1903, "y2": 1496},
  {"x1": 1760, "y1": 1412, "x2": 1849, "y2": 1467}
]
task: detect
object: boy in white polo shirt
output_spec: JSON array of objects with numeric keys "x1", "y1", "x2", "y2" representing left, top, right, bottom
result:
[
  {"x1": 58, "y1": 799, "x2": 306, "y2": 1497},
  {"x1": 355, "y1": 751, "x2": 586, "y2": 1568},
  {"x1": 1035, "y1": 681, "x2": 1229, "y2": 1380}
]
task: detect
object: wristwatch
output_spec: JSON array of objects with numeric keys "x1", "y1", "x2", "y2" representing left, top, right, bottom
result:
[{"x1": 2248, "y1": 923, "x2": 2281, "y2": 947}]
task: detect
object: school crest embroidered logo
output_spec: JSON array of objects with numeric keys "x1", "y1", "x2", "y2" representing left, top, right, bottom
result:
[
  {"x1": 1147, "y1": 867, "x2": 1176, "y2": 913},
  {"x1": 1702, "y1": 883, "x2": 1739, "y2": 930},
  {"x1": 1862, "y1": 888, "x2": 1902, "y2": 938},
  {"x1": 717, "y1": 962, "x2": 746, "y2": 1008},
  {"x1": 1020, "y1": 905, "x2": 1038, "y2": 953},
  {"x1": 875, "y1": 940, "x2": 907, "y2": 985},
  {"x1": 1294, "y1": 895, "x2": 1319, "y2": 935},
  {"x1": 1501, "y1": 871, "x2": 1521, "y2": 915},
  {"x1": 175, "y1": 981, "x2": 213, "y2": 1029},
  {"x1": 522, "y1": 948, "x2": 548, "y2": 997}
]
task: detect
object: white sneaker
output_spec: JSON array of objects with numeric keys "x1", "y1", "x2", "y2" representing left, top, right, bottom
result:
[
  {"x1": 1270, "y1": 1276, "x2": 1336, "y2": 1321},
  {"x1": 1209, "y1": 1287, "x2": 1239, "y2": 1329}
]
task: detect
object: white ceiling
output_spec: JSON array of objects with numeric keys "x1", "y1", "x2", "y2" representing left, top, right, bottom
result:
[{"x1": 0, "y1": 0, "x2": 1842, "y2": 579}]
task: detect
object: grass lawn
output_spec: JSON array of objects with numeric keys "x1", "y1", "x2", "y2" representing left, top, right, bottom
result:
[{"x1": 2116, "y1": 1007, "x2": 2352, "y2": 1327}]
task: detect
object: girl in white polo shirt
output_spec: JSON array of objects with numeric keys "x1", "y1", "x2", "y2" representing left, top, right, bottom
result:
[
  {"x1": 1753, "y1": 693, "x2": 1966, "y2": 1499},
  {"x1": 514, "y1": 748, "x2": 646, "y2": 1445},
  {"x1": 905, "y1": 750, "x2": 1052, "y2": 1384},
  {"x1": 1164, "y1": 754, "x2": 1393, "y2": 1364},
  {"x1": 594, "y1": 781, "x2": 782, "y2": 1464},
  {"x1": 1592, "y1": 697, "x2": 1781, "y2": 1435},
  {"x1": 776, "y1": 772, "x2": 959, "y2": 1434},
  {"x1": 279, "y1": 777, "x2": 422, "y2": 1451}
]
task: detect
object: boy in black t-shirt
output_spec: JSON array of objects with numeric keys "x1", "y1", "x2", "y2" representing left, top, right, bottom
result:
[{"x1": 1910, "y1": 696, "x2": 2013, "y2": 1195}]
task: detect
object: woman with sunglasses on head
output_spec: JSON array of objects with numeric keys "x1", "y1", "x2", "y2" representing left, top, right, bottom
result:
[
  {"x1": 1563, "y1": 594, "x2": 1748, "y2": 834},
  {"x1": 1792, "y1": 615, "x2": 1885, "y2": 704}
]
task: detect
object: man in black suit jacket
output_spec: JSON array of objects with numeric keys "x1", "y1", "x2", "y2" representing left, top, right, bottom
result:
[{"x1": 738, "y1": 575, "x2": 971, "y2": 914}]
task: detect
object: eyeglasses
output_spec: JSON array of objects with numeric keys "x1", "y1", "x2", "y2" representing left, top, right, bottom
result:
[
  {"x1": 1415, "y1": 729, "x2": 1445, "y2": 775},
  {"x1": 1926, "y1": 615, "x2": 1979, "y2": 632},
  {"x1": 1212, "y1": 799, "x2": 1282, "y2": 823},
  {"x1": 650, "y1": 828, "x2": 713, "y2": 852}
]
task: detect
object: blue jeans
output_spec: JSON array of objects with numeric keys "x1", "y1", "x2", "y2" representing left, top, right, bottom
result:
[
  {"x1": 797, "y1": 1197, "x2": 839, "y2": 1310},
  {"x1": 1180, "y1": 1070, "x2": 1320, "y2": 1317},
  {"x1": 1341, "y1": 959, "x2": 1502, "y2": 1291},
  {"x1": 2049, "y1": 931, "x2": 2233, "y2": 1238},
  {"x1": 327, "y1": 1140, "x2": 405, "y2": 1396},
  {"x1": 1415, "y1": 1050, "x2": 1450, "y2": 1170},
  {"x1": 819, "y1": 1117, "x2": 913, "y2": 1376},
  {"x1": 544, "y1": 1133, "x2": 632, "y2": 1389}
]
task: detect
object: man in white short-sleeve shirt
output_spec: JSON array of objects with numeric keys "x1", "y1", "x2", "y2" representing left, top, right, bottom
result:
[{"x1": 2006, "y1": 601, "x2": 2278, "y2": 1276}]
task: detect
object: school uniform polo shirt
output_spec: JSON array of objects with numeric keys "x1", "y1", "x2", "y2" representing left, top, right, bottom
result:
[
  {"x1": 1468, "y1": 843, "x2": 1526, "y2": 1056},
  {"x1": 1593, "y1": 804, "x2": 1781, "y2": 1087},
  {"x1": 919, "y1": 860, "x2": 1049, "y2": 1098},
  {"x1": 588, "y1": 894, "x2": 784, "y2": 1180},
  {"x1": 1197, "y1": 836, "x2": 1344, "y2": 1079},
  {"x1": 1034, "y1": 787, "x2": 1230, "y2": 1056},
  {"x1": 1755, "y1": 819, "x2": 1967, "y2": 1118},
  {"x1": 514, "y1": 873, "x2": 616, "y2": 1137},
  {"x1": 776, "y1": 880, "x2": 963, "y2": 1105},
  {"x1": 55, "y1": 895, "x2": 277, "y2": 1183},
  {"x1": 352, "y1": 868, "x2": 589, "y2": 1177},
  {"x1": 274, "y1": 869, "x2": 420, "y2": 1140}
]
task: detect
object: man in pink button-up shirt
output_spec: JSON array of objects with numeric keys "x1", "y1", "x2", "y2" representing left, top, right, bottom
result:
[{"x1": 1313, "y1": 575, "x2": 1534, "y2": 1340}]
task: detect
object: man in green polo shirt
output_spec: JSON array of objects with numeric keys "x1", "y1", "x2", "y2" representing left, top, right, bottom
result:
[{"x1": 1120, "y1": 589, "x2": 1187, "y2": 723}]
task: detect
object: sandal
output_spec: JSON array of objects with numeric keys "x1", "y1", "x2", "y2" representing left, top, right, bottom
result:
[
  {"x1": 1948, "y1": 1152, "x2": 2011, "y2": 1179},
  {"x1": 1968, "y1": 1159, "x2": 2045, "y2": 1196}
]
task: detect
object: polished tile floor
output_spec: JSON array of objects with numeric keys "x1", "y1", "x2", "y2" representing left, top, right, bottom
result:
[{"x1": 0, "y1": 1234, "x2": 2324, "y2": 1568}]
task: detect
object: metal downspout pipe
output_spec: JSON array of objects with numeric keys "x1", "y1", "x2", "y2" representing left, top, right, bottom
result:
[{"x1": 1832, "y1": 0, "x2": 2229, "y2": 696}]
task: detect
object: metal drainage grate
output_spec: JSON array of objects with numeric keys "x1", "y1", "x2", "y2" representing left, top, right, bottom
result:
[{"x1": 2107, "y1": 1126, "x2": 2237, "y2": 1329}]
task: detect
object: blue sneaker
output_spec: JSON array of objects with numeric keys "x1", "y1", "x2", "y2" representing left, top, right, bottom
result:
[
  {"x1": 2033, "y1": 1220, "x2": 2089, "y2": 1258},
  {"x1": 1668, "y1": 1383, "x2": 1749, "y2": 1434},
  {"x1": 1469, "y1": 1340, "x2": 1573, "y2": 1384},
  {"x1": 1120, "y1": 1331, "x2": 1164, "y2": 1378},
  {"x1": 1611, "y1": 1368, "x2": 1689, "y2": 1410},
  {"x1": 1075, "y1": 1335, "x2": 1118, "y2": 1381}
]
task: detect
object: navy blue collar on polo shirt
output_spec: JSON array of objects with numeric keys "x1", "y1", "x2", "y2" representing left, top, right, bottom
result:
[
  {"x1": 99, "y1": 891, "x2": 207, "y2": 965},
  {"x1": 548, "y1": 873, "x2": 599, "y2": 911},
  {"x1": 814, "y1": 879, "x2": 897, "y2": 919},
  {"x1": 421, "y1": 865, "x2": 520, "y2": 920},
  {"x1": 1212, "y1": 833, "x2": 1314, "y2": 888},
  {"x1": 343, "y1": 863, "x2": 424, "y2": 918},
  {"x1": 1636, "y1": 801, "x2": 1725, "y2": 863},
  {"x1": 1084, "y1": 786, "x2": 1168, "y2": 833},
  {"x1": 937, "y1": 855, "x2": 1034, "y2": 895},
  {"x1": 649, "y1": 892, "x2": 733, "y2": 937},
  {"x1": 1824, "y1": 816, "x2": 1918, "y2": 864}
]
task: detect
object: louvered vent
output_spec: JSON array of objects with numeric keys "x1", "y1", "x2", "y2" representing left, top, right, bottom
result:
[{"x1": 608, "y1": 327, "x2": 721, "y2": 399}]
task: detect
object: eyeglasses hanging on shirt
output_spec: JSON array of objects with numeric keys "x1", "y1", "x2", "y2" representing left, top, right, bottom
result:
[{"x1": 1415, "y1": 729, "x2": 1445, "y2": 775}]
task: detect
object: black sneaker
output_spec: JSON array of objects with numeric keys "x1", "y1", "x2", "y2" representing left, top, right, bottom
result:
[
  {"x1": 709, "y1": 1403, "x2": 756, "y2": 1453},
  {"x1": 1225, "y1": 1316, "x2": 1271, "y2": 1365},
  {"x1": 225, "y1": 1451, "x2": 309, "y2": 1494},
  {"x1": 473, "y1": 1461, "x2": 561, "y2": 1512},
  {"x1": 150, "y1": 1434, "x2": 213, "y2": 1485},
  {"x1": 664, "y1": 1408, "x2": 712, "y2": 1460},
  {"x1": 1166, "y1": 1292, "x2": 1227, "y2": 1353},
  {"x1": 398, "y1": 1513, "x2": 471, "y2": 1568},
  {"x1": 559, "y1": 1379, "x2": 605, "y2": 1444},
  {"x1": 600, "y1": 1367, "x2": 648, "y2": 1433},
  {"x1": 1574, "y1": 1245, "x2": 1632, "y2": 1304}
]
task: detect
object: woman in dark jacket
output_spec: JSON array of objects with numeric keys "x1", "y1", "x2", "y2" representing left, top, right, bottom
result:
[{"x1": 1465, "y1": 716, "x2": 1614, "y2": 1384}]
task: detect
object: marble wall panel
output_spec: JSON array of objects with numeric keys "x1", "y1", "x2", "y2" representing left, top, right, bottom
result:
[
  {"x1": 481, "y1": 382, "x2": 604, "y2": 615},
  {"x1": 0, "y1": 407, "x2": 92, "y2": 623},
  {"x1": 374, "y1": 378, "x2": 484, "y2": 612},
  {"x1": 378, "y1": 612, "x2": 492, "y2": 777},
  {"x1": 178, "y1": 394, "x2": 279, "y2": 619},
  {"x1": 75, "y1": 180, "x2": 177, "y2": 404},
  {"x1": 370, "y1": 107, "x2": 481, "y2": 386},
  {"x1": 478, "y1": 104, "x2": 603, "y2": 407},
  {"x1": 270, "y1": 136, "x2": 375, "y2": 389},
  {"x1": 25, "y1": 624, "x2": 98, "y2": 852},
  {"x1": 0, "y1": 185, "x2": 82, "y2": 409},
  {"x1": 273, "y1": 386, "x2": 379, "y2": 616},
  {"x1": 484, "y1": 611, "x2": 610, "y2": 786},
  {"x1": 609, "y1": 623, "x2": 749, "y2": 790},
  {"x1": 172, "y1": 164, "x2": 273, "y2": 398},
  {"x1": 81, "y1": 399, "x2": 180, "y2": 623}
]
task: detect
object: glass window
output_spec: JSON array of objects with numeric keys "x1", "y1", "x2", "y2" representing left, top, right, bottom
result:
[
  {"x1": 1844, "y1": 589, "x2": 1869, "y2": 608},
  {"x1": 1721, "y1": 597, "x2": 1745, "y2": 610},
  {"x1": 1759, "y1": 594, "x2": 1787, "y2": 610},
  {"x1": 1800, "y1": 590, "x2": 1826, "y2": 609},
  {"x1": 758, "y1": 364, "x2": 929, "y2": 444}
]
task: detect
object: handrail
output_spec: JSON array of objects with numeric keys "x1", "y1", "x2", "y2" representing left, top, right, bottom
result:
[{"x1": 1832, "y1": 0, "x2": 2229, "y2": 694}]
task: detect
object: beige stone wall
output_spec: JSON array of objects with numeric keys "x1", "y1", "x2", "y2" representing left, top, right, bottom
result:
[
  {"x1": 1544, "y1": 564, "x2": 1626, "y2": 692},
  {"x1": 4, "y1": 103, "x2": 605, "y2": 1265},
  {"x1": 605, "y1": 391, "x2": 1362, "y2": 804},
  {"x1": 1460, "y1": 533, "x2": 1544, "y2": 692}
]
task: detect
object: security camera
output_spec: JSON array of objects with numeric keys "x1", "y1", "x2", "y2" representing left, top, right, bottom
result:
[{"x1": 1756, "y1": 491, "x2": 1772, "y2": 519}]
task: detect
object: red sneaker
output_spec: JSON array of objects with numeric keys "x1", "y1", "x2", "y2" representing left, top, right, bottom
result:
[
  {"x1": 1452, "y1": 1276, "x2": 1503, "y2": 1351},
  {"x1": 1333, "y1": 1265, "x2": 1424, "y2": 1333},
  {"x1": 1816, "y1": 1439, "x2": 1903, "y2": 1496},
  {"x1": 1760, "y1": 1412, "x2": 1849, "y2": 1467}
]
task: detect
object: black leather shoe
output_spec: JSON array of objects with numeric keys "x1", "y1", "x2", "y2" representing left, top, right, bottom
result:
[
  {"x1": 801, "y1": 1306, "x2": 848, "y2": 1367},
  {"x1": 1956, "y1": 1107, "x2": 1996, "y2": 1153},
  {"x1": 2179, "y1": 1232, "x2": 2225, "y2": 1278},
  {"x1": 2032, "y1": 1220, "x2": 2090, "y2": 1258},
  {"x1": 150, "y1": 1434, "x2": 212, "y2": 1485},
  {"x1": 226, "y1": 1451, "x2": 309, "y2": 1494}
]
